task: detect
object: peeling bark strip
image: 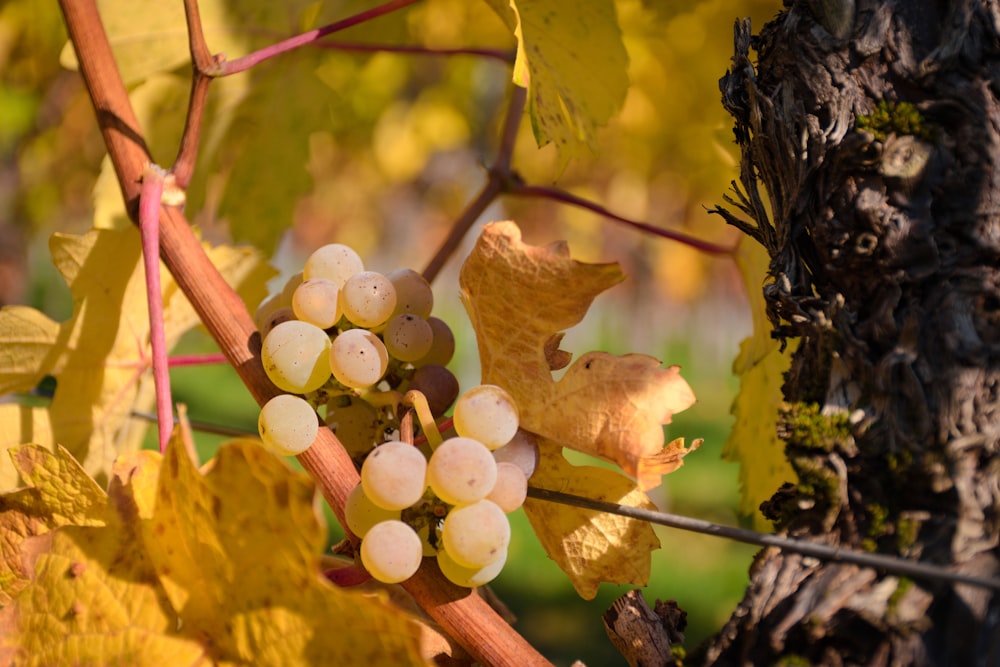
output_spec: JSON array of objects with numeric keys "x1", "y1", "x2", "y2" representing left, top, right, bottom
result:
[{"x1": 708, "y1": 2, "x2": 1000, "y2": 665}]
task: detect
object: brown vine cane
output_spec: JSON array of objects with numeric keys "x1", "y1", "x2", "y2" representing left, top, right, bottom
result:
[{"x1": 57, "y1": 0, "x2": 550, "y2": 664}]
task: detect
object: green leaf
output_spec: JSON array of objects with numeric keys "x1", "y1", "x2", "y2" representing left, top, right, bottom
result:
[
  {"x1": 723, "y1": 240, "x2": 797, "y2": 531},
  {"x1": 484, "y1": 0, "x2": 630, "y2": 165}
]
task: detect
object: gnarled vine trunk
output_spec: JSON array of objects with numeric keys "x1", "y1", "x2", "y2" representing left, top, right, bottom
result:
[{"x1": 707, "y1": 1, "x2": 1000, "y2": 664}]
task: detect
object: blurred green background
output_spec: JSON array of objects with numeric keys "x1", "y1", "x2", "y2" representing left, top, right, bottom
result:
[{"x1": 2, "y1": 0, "x2": 782, "y2": 664}]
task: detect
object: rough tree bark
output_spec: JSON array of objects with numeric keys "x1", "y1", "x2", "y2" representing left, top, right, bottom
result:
[{"x1": 706, "y1": 1, "x2": 1000, "y2": 665}]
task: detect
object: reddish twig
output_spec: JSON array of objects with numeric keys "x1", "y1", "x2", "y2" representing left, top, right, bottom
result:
[
  {"x1": 167, "y1": 352, "x2": 229, "y2": 367},
  {"x1": 506, "y1": 183, "x2": 738, "y2": 255},
  {"x1": 311, "y1": 41, "x2": 514, "y2": 63},
  {"x1": 218, "y1": 0, "x2": 422, "y2": 76},
  {"x1": 138, "y1": 166, "x2": 173, "y2": 452}
]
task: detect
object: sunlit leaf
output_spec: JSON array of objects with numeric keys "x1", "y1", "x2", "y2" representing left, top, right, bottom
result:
[
  {"x1": 484, "y1": 0, "x2": 630, "y2": 165},
  {"x1": 459, "y1": 221, "x2": 696, "y2": 596},
  {"x1": 0, "y1": 445, "x2": 107, "y2": 605},
  {"x1": 523, "y1": 443, "x2": 660, "y2": 599},
  {"x1": 0, "y1": 437, "x2": 434, "y2": 665},
  {"x1": 132, "y1": 437, "x2": 430, "y2": 665}
]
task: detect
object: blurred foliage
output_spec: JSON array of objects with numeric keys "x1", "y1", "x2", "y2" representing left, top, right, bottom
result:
[{"x1": 1, "y1": 0, "x2": 785, "y2": 664}]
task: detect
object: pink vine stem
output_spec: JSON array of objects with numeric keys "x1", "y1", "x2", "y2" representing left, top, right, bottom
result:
[
  {"x1": 139, "y1": 166, "x2": 173, "y2": 452},
  {"x1": 217, "y1": 0, "x2": 421, "y2": 76},
  {"x1": 168, "y1": 352, "x2": 229, "y2": 367}
]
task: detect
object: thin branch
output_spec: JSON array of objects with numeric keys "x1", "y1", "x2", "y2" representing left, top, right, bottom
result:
[
  {"x1": 139, "y1": 165, "x2": 173, "y2": 453},
  {"x1": 311, "y1": 40, "x2": 514, "y2": 63},
  {"x1": 182, "y1": 0, "x2": 214, "y2": 70},
  {"x1": 131, "y1": 410, "x2": 254, "y2": 438},
  {"x1": 507, "y1": 183, "x2": 737, "y2": 256},
  {"x1": 527, "y1": 487, "x2": 1000, "y2": 593},
  {"x1": 167, "y1": 352, "x2": 229, "y2": 367},
  {"x1": 219, "y1": 0, "x2": 422, "y2": 77},
  {"x1": 172, "y1": 74, "x2": 211, "y2": 189},
  {"x1": 421, "y1": 176, "x2": 502, "y2": 284}
]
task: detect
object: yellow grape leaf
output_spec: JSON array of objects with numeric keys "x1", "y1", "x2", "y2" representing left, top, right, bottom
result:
[
  {"x1": 0, "y1": 408, "x2": 53, "y2": 490},
  {"x1": 0, "y1": 306, "x2": 59, "y2": 395},
  {"x1": 0, "y1": 225, "x2": 272, "y2": 484},
  {"x1": 723, "y1": 239, "x2": 797, "y2": 531},
  {"x1": 0, "y1": 438, "x2": 433, "y2": 664},
  {"x1": 461, "y1": 221, "x2": 695, "y2": 484},
  {"x1": 0, "y1": 446, "x2": 206, "y2": 666},
  {"x1": 523, "y1": 442, "x2": 660, "y2": 599},
  {"x1": 128, "y1": 437, "x2": 429, "y2": 665},
  {"x1": 0, "y1": 445, "x2": 108, "y2": 604},
  {"x1": 460, "y1": 221, "x2": 696, "y2": 596},
  {"x1": 533, "y1": 351, "x2": 696, "y2": 490},
  {"x1": 0, "y1": 528, "x2": 208, "y2": 667},
  {"x1": 484, "y1": 0, "x2": 630, "y2": 165}
]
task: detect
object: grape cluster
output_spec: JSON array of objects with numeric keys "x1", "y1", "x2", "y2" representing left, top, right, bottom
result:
[
  {"x1": 254, "y1": 243, "x2": 456, "y2": 458},
  {"x1": 252, "y1": 243, "x2": 539, "y2": 588},
  {"x1": 348, "y1": 386, "x2": 539, "y2": 587}
]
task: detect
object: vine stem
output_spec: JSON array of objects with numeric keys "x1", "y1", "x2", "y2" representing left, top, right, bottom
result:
[
  {"x1": 167, "y1": 352, "x2": 229, "y2": 367},
  {"x1": 138, "y1": 166, "x2": 172, "y2": 453},
  {"x1": 218, "y1": 0, "x2": 422, "y2": 76},
  {"x1": 57, "y1": 1, "x2": 549, "y2": 664},
  {"x1": 507, "y1": 183, "x2": 737, "y2": 255}
]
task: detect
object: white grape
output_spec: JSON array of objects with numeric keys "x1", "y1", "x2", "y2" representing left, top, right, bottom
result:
[
  {"x1": 257, "y1": 305, "x2": 295, "y2": 339},
  {"x1": 360, "y1": 441, "x2": 428, "y2": 510},
  {"x1": 486, "y1": 462, "x2": 528, "y2": 513},
  {"x1": 258, "y1": 394, "x2": 319, "y2": 455},
  {"x1": 492, "y1": 429, "x2": 540, "y2": 478},
  {"x1": 303, "y1": 243, "x2": 364, "y2": 287},
  {"x1": 437, "y1": 547, "x2": 506, "y2": 588},
  {"x1": 340, "y1": 271, "x2": 397, "y2": 328},
  {"x1": 292, "y1": 278, "x2": 342, "y2": 329},
  {"x1": 386, "y1": 268, "x2": 434, "y2": 319},
  {"x1": 383, "y1": 313, "x2": 434, "y2": 362},
  {"x1": 414, "y1": 317, "x2": 455, "y2": 367},
  {"x1": 261, "y1": 320, "x2": 332, "y2": 393},
  {"x1": 360, "y1": 520, "x2": 423, "y2": 584},
  {"x1": 452, "y1": 384, "x2": 520, "y2": 450},
  {"x1": 329, "y1": 328, "x2": 389, "y2": 389},
  {"x1": 427, "y1": 437, "x2": 497, "y2": 506},
  {"x1": 279, "y1": 271, "x2": 304, "y2": 305},
  {"x1": 253, "y1": 293, "x2": 283, "y2": 332},
  {"x1": 441, "y1": 499, "x2": 510, "y2": 568},
  {"x1": 344, "y1": 483, "x2": 400, "y2": 537}
]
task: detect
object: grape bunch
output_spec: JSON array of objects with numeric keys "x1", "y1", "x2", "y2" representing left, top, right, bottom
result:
[
  {"x1": 347, "y1": 385, "x2": 539, "y2": 587},
  {"x1": 254, "y1": 243, "x2": 457, "y2": 458},
  {"x1": 251, "y1": 242, "x2": 539, "y2": 588}
]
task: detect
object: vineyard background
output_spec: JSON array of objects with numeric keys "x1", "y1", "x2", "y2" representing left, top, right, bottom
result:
[{"x1": 1, "y1": 1, "x2": 781, "y2": 663}]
